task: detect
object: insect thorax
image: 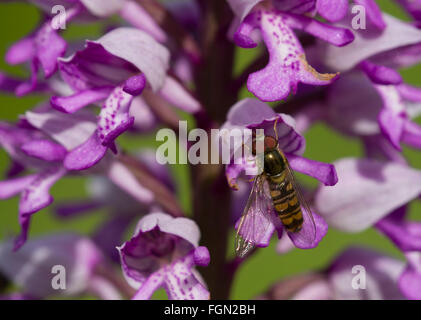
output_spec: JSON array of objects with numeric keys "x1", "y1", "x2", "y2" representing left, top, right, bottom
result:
[{"x1": 263, "y1": 148, "x2": 286, "y2": 176}]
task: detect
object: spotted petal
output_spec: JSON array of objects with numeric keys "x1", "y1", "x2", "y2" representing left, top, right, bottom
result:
[
  {"x1": 235, "y1": 10, "x2": 339, "y2": 101},
  {"x1": 98, "y1": 86, "x2": 134, "y2": 147}
]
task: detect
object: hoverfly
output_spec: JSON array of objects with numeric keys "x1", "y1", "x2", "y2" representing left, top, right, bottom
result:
[{"x1": 235, "y1": 119, "x2": 316, "y2": 257}]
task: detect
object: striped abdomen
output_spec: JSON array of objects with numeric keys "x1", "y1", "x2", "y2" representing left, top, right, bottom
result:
[{"x1": 268, "y1": 172, "x2": 303, "y2": 232}]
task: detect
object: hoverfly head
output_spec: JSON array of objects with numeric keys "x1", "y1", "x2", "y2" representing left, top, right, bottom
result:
[
  {"x1": 250, "y1": 131, "x2": 266, "y2": 156},
  {"x1": 263, "y1": 135, "x2": 278, "y2": 151}
]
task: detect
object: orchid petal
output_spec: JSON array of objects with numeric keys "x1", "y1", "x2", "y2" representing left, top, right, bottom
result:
[
  {"x1": 402, "y1": 120, "x2": 421, "y2": 149},
  {"x1": 132, "y1": 271, "x2": 165, "y2": 300},
  {"x1": 0, "y1": 234, "x2": 103, "y2": 297},
  {"x1": 0, "y1": 174, "x2": 37, "y2": 200},
  {"x1": 106, "y1": 161, "x2": 154, "y2": 205},
  {"x1": 21, "y1": 139, "x2": 67, "y2": 162},
  {"x1": 236, "y1": 10, "x2": 338, "y2": 102},
  {"x1": 276, "y1": 232, "x2": 296, "y2": 254},
  {"x1": 16, "y1": 166, "x2": 66, "y2": 250},
  {"x1": 55, "y1": 200, "x2": 103, "y2": 218},
  {"x1": 5, "y1": 37, "x2": 34, "y2": 65},
  {"x1": 397, "y1": 83, "x2": 421, "y2": 102},
  {"x1": 130, "y1": 97, "x2": 157, "y2": 132},
  {"x1": 376, "y1": 207, "x2": 421, "y2": 252},
  {"x1": 274, "y1": 0, "x2": 317, "y2": 15},
  {"x1": 360, "y1": 60, "x2": 402, "y2": 85},
  {"x1": 378, "y1": 108, "x2": 405, "y2": 151},
  {"x1": 323, "y1": 13, "x2": 421, "y2": 71},
  {"x1": 285, "y1": 13, "x2": 355, "y2": 46},
  {"x1": 227, "y1": 0, "x2": 263, "y2": 21},
  {"x1": 315, "y1": 158, "x2": 421, "y2": 232},
  {"x1": 51, "y1": 87, "x2": 112, "y2": 113},
  {"x1": 80, "y1": 0, "x2": 124, "y2": 17},
  {"x1": 375, "y1": 84, "x2": 407, "y2": 150},
  {"x1": 396, "y1": 0, "x2": 421, "y2": 21},
  {"x1": 399, "y1": 252, "x2": 421, "y2": 300},
  {"x1": 136, "y1": 213, "x2": 200, "y2": 247},
  {"x1": 120, "y1": 1, "x2": 167, "y2": 42},
  {"x1": 64, "y1": 132, "x2": 108, "y2": 170},
  {"x1": 58, "y1": 28, "x2": 169, "y2": 92},
  {"x1": 316, "y1": 0, "x2": 348, "y2": 22},
  {"x1": 96, "y1": 28, "x2": 170, "y2": 91},
  {"x1": 370, "y1": 42, "x2": 421, "y2": 70},
  {"x1": 18, "y1": 166, "x2": 66, "y2": 216},
  {"x1": 163, "y1": 254, "x2": 210, "y2": 300},
  {"x1": 35, "y1": 23, "x2": 67, "y2": 78},
  {"x1": 363, "y1": 135, "x2": 407, "y2": 165},
  {"x1": 226, "y1": 98, "x2": 306, "y2": 156},
  {"x1": 159, "y1": 76, "x2": 201, "y2": 113},
  {"x1": 324, "y1": 72, "x2": 382, "y2": 136},
  {"x1": 286, "y1": 154, "x2": 338, "y2": 186},
  {"x1": 123, "y1": 74, "x2": 146, "y2": 96},
  {"x1": 329, "y1": 247, "x2": 405, "y2": 299},
  {"x1": 25, "y1": 109, "x2": 97, "y2": 150},
  {"x1": 226, "y1": 159, "x2": 256, "y2": 190},
  {"x1": 193, "y1": 247, "x2": 211, "y2": 267},
  {"x1": 354, "y1": 0, "x2": 386, "y2": 30},
  {"x1": 98, "y1": 85, "x2": 134, "y2": 146},
  {"x1": 118, "y1": 213, "x2": 205, "y2": 298}
]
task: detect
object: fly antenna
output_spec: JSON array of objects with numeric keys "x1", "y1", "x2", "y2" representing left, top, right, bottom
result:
[{"x1": 273, "y1": 117, "x2": 279, "y2": 143}]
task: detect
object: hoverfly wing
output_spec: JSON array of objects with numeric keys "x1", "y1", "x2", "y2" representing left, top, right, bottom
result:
[
  {"x1": 235, "y1": 175, "x2": 274, "y2": 258},
  {"x1": 283, "y1": 160, "x2": 317, "y2": 246}
]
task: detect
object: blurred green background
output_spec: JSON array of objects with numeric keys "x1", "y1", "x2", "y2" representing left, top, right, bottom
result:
[{"x1": 0, "y1": 1, "x2": 420, "y2": 300}]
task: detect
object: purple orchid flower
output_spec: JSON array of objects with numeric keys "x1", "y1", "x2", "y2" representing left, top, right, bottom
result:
[
  {"x1": 315, "y1": 158, "x2": 421, "y2": 233},
  {"x1": 0, "y1": 104, "x2": 113, "y2": 249},
  {"x1": 4, "y1": 0, "x2": 129, "y2": 96},
  {"x1": 50, "y1": 27, "x2": 200, "y2": 170},
  {"x1": 118, "y1": 212, "x2": 210, "y2": 300},
  {"x1": 222, "y1": 99, "x2": 338, "y2": 189},
  {"x1": 0, "y1": 105, "x2": 164, "y2": 250},
  {"x1": 316, "y1": 71, "x2": 421, "y2": 153},
  {"x1": 0, "y1": 233, "x2": 122, "y2": 299},
  {"x1": 314, "y1": 158, "x2": 421, "y2": 299},
  {"x1": 298, "y1": 13, "x2": 421, "y2": 153},
  {"x1": 229, "y1": 2, "x2": 355, "y2": 102},
  {"x1": 5, "y1": 8, "x2": 74, "y2": 96},
  {"x1": 221, "y1": 98, "x2": 335, "y2": 250},
  {"x1": 3, "y1": 0, "x2": 172, "y2": 97},
  {"x1": 322, "y1": 12, "x2": 421, "y2": 72}
]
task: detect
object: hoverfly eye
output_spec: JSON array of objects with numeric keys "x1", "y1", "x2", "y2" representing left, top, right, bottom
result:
[{"x1": 264, "y1": 136, "x2": 277, "y2": 150}]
